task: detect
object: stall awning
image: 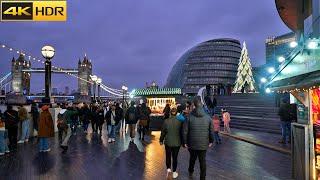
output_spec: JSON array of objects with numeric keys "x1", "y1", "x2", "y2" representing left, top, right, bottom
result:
[
  {"x1": 268, "y1": 45, "x2": 320, "y2": 91},
  {"x1": 269, "y1": 70, "x2": 320, "y2": 91},
  {"x1": 131, "y1": 88, "x2": 182, "y2": 96}
]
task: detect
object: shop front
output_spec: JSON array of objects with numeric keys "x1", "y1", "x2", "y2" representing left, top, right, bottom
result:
[
  {"x1": 267, "y1": 41, "x2": 320, "y2": 179},
  {"x1": 130, "y1": 88, "x2": 182, "y2": 130}
]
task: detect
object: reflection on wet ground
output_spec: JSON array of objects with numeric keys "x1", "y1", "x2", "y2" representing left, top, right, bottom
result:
[{"x1": 0, "y1": 125, "x2": 291, "y2": 180}]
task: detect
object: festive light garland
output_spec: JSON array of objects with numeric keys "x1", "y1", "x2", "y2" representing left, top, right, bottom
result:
[
  {"x1": 0, "y1": 42, "x2": 126, "y2": 97},
  {"x1": 276, "y1": 86, "x2": 320, "y2": 94}
]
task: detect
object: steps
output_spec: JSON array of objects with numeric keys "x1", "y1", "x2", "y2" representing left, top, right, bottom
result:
[{"x1": 215, "y1": 94, "x2": 281, "y2": 134}]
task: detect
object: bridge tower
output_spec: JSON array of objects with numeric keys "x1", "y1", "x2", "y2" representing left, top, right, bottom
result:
[
  {"x1": 11, "y1": 54, "x2": 31, "y2": 95},
  {"x1": 78, "y1": 54, "x2": 92, "y2": 96}
]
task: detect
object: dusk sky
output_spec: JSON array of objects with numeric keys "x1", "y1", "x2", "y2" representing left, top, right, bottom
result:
[{"x1": 0, "y1": 0, "x2": 290, "y2": 93}]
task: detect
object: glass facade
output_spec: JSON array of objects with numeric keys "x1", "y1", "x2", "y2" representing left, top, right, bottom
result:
[{"x1": 166, "y1": 38, "x2": 241, "y2": 94}]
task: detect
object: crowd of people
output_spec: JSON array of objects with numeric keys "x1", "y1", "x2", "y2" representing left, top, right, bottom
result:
[{"x1": 0, "y1": 95, "x2": 232, "y2": 180}]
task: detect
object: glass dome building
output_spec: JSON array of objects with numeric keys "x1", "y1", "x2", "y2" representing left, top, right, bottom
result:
[{"x1": 166, "y1": 38, "x2": 242, "y2": 94}]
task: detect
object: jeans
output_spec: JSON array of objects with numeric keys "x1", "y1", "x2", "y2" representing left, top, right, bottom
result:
[
  {"x1": 82, "y1": 122, "x2": 89, "y2": 132},
  {"x1": 281, "y1": 121, "x2": 291, "y2": 143},
  {"x1": 71, "y1": 119, "x2": 78, "y2": 134},
  {"x1": 20, "y1": 120, "x2": 30, "y2": 141},
  {"x1": 165, "y1": 146, "x2": 180, "y2": 172},
  {"x1": 188, "y1": 150, "x2": 207, "y2": 180},
  {"x1": 213, "y1": 131, "x2": 221, "y2": 143},
  {"x1": 91, "y1": 121, "x2": 97, "y2": 133},
  {"x1": 39, "y1": 138, "x2": 49, "y2": 151},
  {"x1": 61, "y1": 126, "x2": 72, "y2": 146},
  {"x1": 0, "y1": 130, "x2": 9, "y2": 153},
  {"x1": 108, "y1": 125, "x2": 115, "y2": 138},
  {"x1": 128, "y1": 124, "x2": 136, "y2": 138},
  {"x1": 138, "y1": 125, "x2": 146, "y2": 139},
  {"x1": 97, "y1": 123, "x2": 103, "y2": 134}
]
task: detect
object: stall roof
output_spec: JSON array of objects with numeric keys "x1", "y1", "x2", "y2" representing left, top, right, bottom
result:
[
  {"x1": 131, "y1": 88, "x2": 182, "y2": 96},
  {"x1": 268, "y1": 44, "x2": 320, "y2": 91}
]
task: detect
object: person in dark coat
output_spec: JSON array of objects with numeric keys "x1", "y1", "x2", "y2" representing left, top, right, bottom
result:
[
  {"x1": 115, "y1": 103, "x2": 124, "y2": 133},
  {"x1": 38, "y1": 105, "x2": 54, "y2": 152},
  {"x1": 278, "y1": 99, "x2": 292, "y2": 144},
  {"x1": 96, "y1": 106, "x2": 105, "y2": 135},
  {"x1": 81, "y1": 104, "x2": 90, "y2": 133},
  {"x1": 105, "y1": 104, "x2": 120, "y2": 143},
  {"x1": 163, "y1": 104, "x2": 170, "y2": 119},
  {"x1": 138, "y1": 103, "x2": 151, "y2": 141},
  {"x1": 183, "y1": 96, "x2": 213, "y2": 180},
  {"x1": 160, "y1": 107, "x2": 182, "y2": 179},
  {"x1": 125, "y1": 101, "x2": 138, "y2": 142},
  {"x1": 3, "y1": 105, "x2": 19, "y2": 151},
  {"x1": 91, "y1": 105, "x2": 98, "y2": 133},
  {"x1": 31, "y1": 103, "x2": 39, "y2": 132}
]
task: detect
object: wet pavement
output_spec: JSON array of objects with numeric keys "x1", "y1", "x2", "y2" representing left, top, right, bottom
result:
[{"x1": 0, "y1": 126, "x2": 292, "y2": 180}]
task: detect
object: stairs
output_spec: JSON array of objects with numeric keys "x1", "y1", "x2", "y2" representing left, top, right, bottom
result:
[{"x1": 215, "y1": 93, "x2": 281, "y2": 134}]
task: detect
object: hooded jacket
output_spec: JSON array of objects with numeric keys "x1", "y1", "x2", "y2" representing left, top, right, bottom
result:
[
  {"x1": 183, "y1": 107, "x2": 213, "y2": 150},
  {"x1": 160, "y1": 115, "x2": 182, "y2": 147}
]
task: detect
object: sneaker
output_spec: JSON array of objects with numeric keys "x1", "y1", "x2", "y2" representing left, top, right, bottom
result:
[
  {"x1": 44, "y1": 148, "x2": 51, "y2": 152},
  {"x1": 167, "y1": 169, "x2": 172, "y2": 177},
  {"x1": 0, "y1": 153, "x2": 4, "y2": 156},
  {"x1": 25, "y1": 139, "x2": 29, "y2": 142},
  {"x1": 17, "y1": 140, "x2": 24, "y2": 144},
  {"x1": 173, "y1": 172, "x2": 178, "y2": 179},
  {"x1": 108, "y1": 139, "x2": 112, "y2": 143},
  {"x1": 5, "y1": 150, "x2": 10, "y2": 153},
  {"x1": 112, "y1": 138, "x2": 115, "y2": 142}
]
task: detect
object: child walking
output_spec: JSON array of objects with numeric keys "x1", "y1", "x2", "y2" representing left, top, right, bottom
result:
[
  {"x1": 212, "y1": 115, "x2": 221, "y2": 144},
  {"x1": 222, "y1": 109, "x2": 231, "y2": 133},
  {"x1": 0, "y1": 116, "x2": 10, "y2": 155}
]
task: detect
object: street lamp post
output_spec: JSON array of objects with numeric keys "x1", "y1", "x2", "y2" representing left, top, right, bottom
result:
[
  {"x1": 41, "y1": 46, "x2": 55, "y2": 103},
  {"x1": 96, "y1": 78, "x2": 102, "y2": 102},
  {"x1": 122, "y1": 85, "x2": 128, "y2": 106},
  {"x1": 91, "y1": 75, "x2": 98, "y2": 102}
]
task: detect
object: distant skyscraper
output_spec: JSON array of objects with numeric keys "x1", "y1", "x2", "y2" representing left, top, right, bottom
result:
[
  {"x1": 52, "y1": 87, "x2": 58, "y2": 95},
  {"x1": 64, "y1": 86, "x2": 70, "y2": 95},
  {"x1": 265, "y1": 32, "x2": 296, "y2": 66}
]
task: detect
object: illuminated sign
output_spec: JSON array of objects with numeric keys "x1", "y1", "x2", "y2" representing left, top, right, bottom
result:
[{"x1": 1, "y1": 1, "x2": 67, "y2": 21}]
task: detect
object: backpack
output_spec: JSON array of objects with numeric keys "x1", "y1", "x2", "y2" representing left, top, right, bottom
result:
[
  {"x1": 57, "y1": 113, "x2": 68, "y2": 131},
  {"x1": 128, "y1": 108, "x2": 136, "y2": 122}
]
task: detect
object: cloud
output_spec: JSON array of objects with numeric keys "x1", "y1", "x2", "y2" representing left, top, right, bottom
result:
[{"x1": 0, "y1": 0, "x2": 289, "y2": 93}]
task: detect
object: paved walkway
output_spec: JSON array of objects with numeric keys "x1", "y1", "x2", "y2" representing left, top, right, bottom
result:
[{"x1": 0, "y1": 126, "x2": 292, "y2": 180}]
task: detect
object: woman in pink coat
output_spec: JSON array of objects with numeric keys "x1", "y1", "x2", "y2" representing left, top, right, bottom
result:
[
  {"x1": 222, "y1": 109, "x2": 231, "y2": 133},
  {"x1": 212, "y1": 115, "x2": 221, "y2": 144}
]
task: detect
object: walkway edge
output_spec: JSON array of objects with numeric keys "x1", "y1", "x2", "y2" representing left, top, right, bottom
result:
[{"x1": 220, "y1": 132, "x2": 291, "y2": 155}]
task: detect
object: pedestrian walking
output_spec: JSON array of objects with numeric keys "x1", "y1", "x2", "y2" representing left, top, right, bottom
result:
[
  {"x1": 57, "y1": 105, "x2": 67, "y2": 144},
  {"x1": 96, "y1": 106, "x2": 105, "y2": 135},
  {"x1": 81, "y1": 103, "x2": 90, "y2": 133},
  {"x1": 105, "y1": 104, "x2": 119, "y2": 143},
  {"x1": 160, "y1": 107, "x2": 182, "y2": 179},
  {"x1": 115, "y1": 103, "x2": 124, "y2": 133},
  {"x1": 222, "y1": 108, "x2": 231, "y2": 133},
  {"x1": 91, "y1": 105, "x2": 98, "y2": 133},
  {"x1": 3, "y1": 105, "x2": 19, "y2": 151},
  {"x1": 125, "y1": 101, "x2": 138, "y2": 142},
  {"x1": 278, "y1": 99, "x2": 292, "y2": 144},
  {"x1": 18, "y1": 105, "x2": 30, "y2": 143},
  {"x1": 138, "y1": 103, "x2": 151, "y2": 141},
  {"x1": 212, "y1": 115, "x2": 221, "y2": 144},
  {"x1": 183, "y1": 96, "x2": 213, "y2": 180},
  {"x1": 31, "y1": 103, "x2": 39, "y2": 136},
  {"x1": 60, "y1": 104, "x2": 77, "y2": 151},
  {"x1": 0, "y1": 116, "x2": 9, "y2": 155},
  {"x1": 163, "y1": 104, "x2": 171, "y2": 119},
  {"x1": 38, "y1": 105, "x2": 54, "y2": 152}
]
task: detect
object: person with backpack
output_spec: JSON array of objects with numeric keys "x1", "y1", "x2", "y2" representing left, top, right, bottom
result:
[
  {"x1": 160, "y1": 107, "x2": 182, "y2": 179},
  {"x1": 125, "y1": 101, "x2": 138, "y2": 143},
  {"x1": 60, "y1": 104, "x2": 77, "y2": 151},
  {"x1": 18, "y1": 105, "x2": 30, "y2": 144},
  {"x1": 57, "y1": 105, "x2": 67, "y2": 144},
  {"x1": 3, "y1": 105, "x2": 19, "y2": 151}
]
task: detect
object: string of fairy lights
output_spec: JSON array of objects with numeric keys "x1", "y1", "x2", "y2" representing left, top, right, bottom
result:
[
  {"x1": 0, "y1": 42, "x2": 127, "y2": 97},
  {"x1": 277, "y1": 86, "x2": 320, "y2": 94}
]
